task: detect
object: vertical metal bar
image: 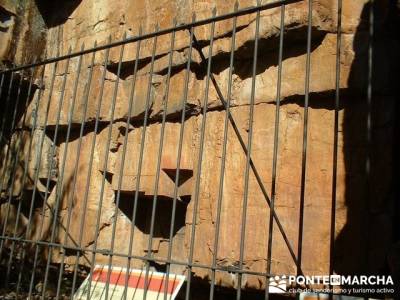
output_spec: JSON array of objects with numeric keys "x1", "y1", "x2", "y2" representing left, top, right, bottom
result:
[
  {"x1": 28, "y1": 52, "x2": 72, "y2": 297},
  {"x1": 0, "y1": 71, "x2": 20, "y2": 264},
  {"x1": 69, "y1": 39, "x2": 110, "y2": 298},
  {"x1": 297, "y1": 0, "x2": 312, "y2": 277},
  {"x1": 366, "y1": 2, "x2": 373, "y2": 180},
  {"x1": 29, "y1": 48, "x2": 71, "y2": 296},
  {"x1": 38, "y1": 43, "x2": 84, "y2": 299},
  {"x1": 265, "y1": 4, "x2": 285, "y2": 300},
  {"x1": 364, "y1": 0, "x2": 374, "y2": 272},
  {"x1": 86, "y1": 35, "x2": 124, "y2": 300},
  {"x1": 131, "y1": 25, "x2": 159, "y2": 300},
  {"x1": 12, "y1": 63, "x2": 50, "y2": 296},
  {"x1": 13, "y1": 66, "x2": 42, "y2": 297},
  {"x1": 0, "y1": 73, "x2": 5, "y2": 139},
  {"x1": 209, "y1": 3, "x2": 238, "y2": 300},
  {"x1": 120, "y1": 29, "x2": 142, "y2": 300},
  {"x1": 14, "y1": 65, "x2": 46, "y2": 296},
  {"x1": 0, "y1": 72, "x2": 14, "y2": 148},
  {"x1": 0, "y1": 72, "x2": 5, "y2": 105},
  {"x1": 1, "y1": 72, "x2": 25, "y2": 281},
  {"x1": 98, "y1": 33, "x2": 126, "y2": 300},
  {"x1": 163, "y1": 15, "x2": 194, "y2": 300},
  {"x1": 141, "y1": 21, "x2": 175, "y2": 300},
  {"x1": 55, "y1": 42, "x2": 96, "y2": 300},
  {"x1": 185, "y1": 9, "x2": 216, "y2": 300},
  {"x1": 0, "y1": 72, "x2": 24, "y2": 264},
  {"x1": 4, "y1": 67, "x2": 37, "y2": 288},
  {"x1": 236, "y1": 1, "x2": 260, "y2": 298},
  {"x1": 329, "y1": 0, "x2": 342, "y2": 281}
]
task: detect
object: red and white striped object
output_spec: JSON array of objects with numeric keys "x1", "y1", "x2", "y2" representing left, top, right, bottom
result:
[{"x1": 74, "y1": 265, "x2": 185, "y2": 300}]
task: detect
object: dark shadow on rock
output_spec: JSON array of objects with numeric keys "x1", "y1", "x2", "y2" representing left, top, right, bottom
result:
[
  {"x1": 204, "y1": 27, "x2": 326, "y2": 80},
  {"x1": 0, "y1": 72, "x2": 38, "y2": 148},
  {"x1": 116, "y1": 193, "x2": 189, "y2": 239},
  {"x1": 107, "y1": 26, "x2": 326, "y2": 82},
  {"x1": 333, "y1": 0, "x2": 400, "y2": 297},
  {"x1": 35, "y1": 0, "x2": 81, "y2": 28}
]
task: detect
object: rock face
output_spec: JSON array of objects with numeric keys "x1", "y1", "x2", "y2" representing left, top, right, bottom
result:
[
  {"x1": 0, "y1": 0, "x2": 399, "y2": 294},
  {"x1": 0, "y1": 0, "x2": 47, "y2": 68}
]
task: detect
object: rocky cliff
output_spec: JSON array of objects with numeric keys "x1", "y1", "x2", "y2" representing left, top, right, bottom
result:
[{"x1": 0, "y1": 0, "x2": 399, "y2": 295}]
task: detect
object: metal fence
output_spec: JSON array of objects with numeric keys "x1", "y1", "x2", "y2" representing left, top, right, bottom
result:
[{"x1": 0, "y1": 0, "x2": 383, "y2": 299}]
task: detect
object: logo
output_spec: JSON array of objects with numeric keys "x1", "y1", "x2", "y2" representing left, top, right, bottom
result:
[
  {"x1": 329, "y1": 275, "x2": 341, "y2": 286},
  {"x1": 267, "y1": 275, "x2": 394, "y2": 295},
  {"x1": 268, "y1": 275, "x2": 287, "y2": 293},
  {"x1": 287, "y1": 275, "x2": 394, "y2": 286}
]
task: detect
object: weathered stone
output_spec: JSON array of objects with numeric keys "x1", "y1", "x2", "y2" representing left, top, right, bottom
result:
[
  {"x1": 0, "y1": 2, "x2": 15, "y2": 64},
  {"x1": 27, "y1": 93, "x2": 392, "y2": 289},
  {"x1": 0, "y1": 0, "x2": 398, "y2": 295},
  {"x1": 0, "y1": 0, "x2": 47, "y2": 67},
  {"x1": 27, "y1": 32, "x2": 361, "y2": 127},
  {"x1": 0, "y1": 129, "x2": 57, "y2": 197},
  {"x1": 43, "y1": 0, "x2": 371, "y2": 67}
]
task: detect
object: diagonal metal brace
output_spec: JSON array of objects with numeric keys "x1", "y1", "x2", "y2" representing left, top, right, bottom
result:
[{"x1": 191, "y1": 33, "x2": 305, "y2": 277}]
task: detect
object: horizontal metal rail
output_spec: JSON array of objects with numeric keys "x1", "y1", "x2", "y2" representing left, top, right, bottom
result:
[
  {"x1": 0, "y1": 235, "x2": 274, "y2": 277},
  {"x1": 0, "y1": 0, "x2": 302, "y2": 74}
]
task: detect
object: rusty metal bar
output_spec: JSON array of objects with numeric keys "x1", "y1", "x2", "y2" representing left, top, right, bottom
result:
[
  {"x1": 265, "y1": 3, "x2": 285, "y2": 300},
  {"x1": 296, "y1": 0, "x2": 313, "y2": 277},
  {"x1": 329, "y1": 0, "x2": 342, "y2": 280}
]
